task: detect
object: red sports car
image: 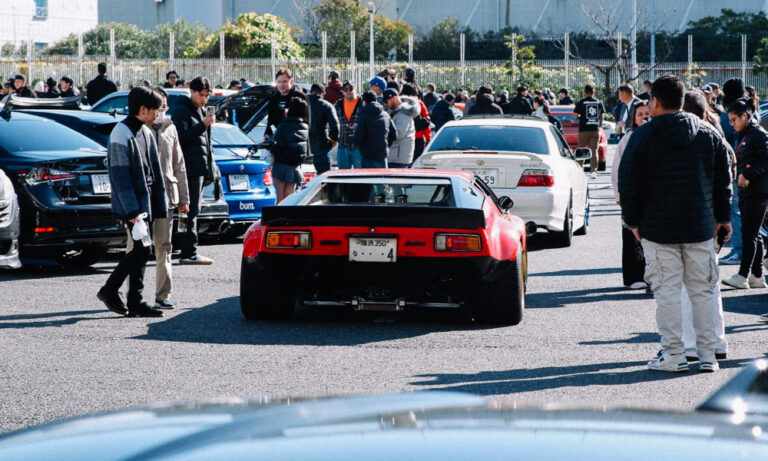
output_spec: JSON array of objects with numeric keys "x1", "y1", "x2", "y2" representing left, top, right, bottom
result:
[
  {"x1": 550, "y1": 105, "x2": 608, "y2": 171},
  {"x1": 240, "y1": 169, "x2": 528, "y2": 325}
]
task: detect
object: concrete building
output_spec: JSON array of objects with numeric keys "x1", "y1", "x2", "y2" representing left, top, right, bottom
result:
[
  {"x1": 0, "y1": 0, "x2": 98, "y2": 51},
  {"x1": 98, "y1": 0, "x2": 768, "y2": 35}
]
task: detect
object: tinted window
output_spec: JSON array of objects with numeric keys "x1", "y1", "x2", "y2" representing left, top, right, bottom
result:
[
  {"x1": 429, "y1": 125, "x2": 549, "y2": 155},
  {"x1": 550, "y1": 112, "x2": 576, "y2": 124},
  {"x1": 211, "y1": 124, "x2": 255, "y2": 146},
  {"x1": 92, "y1": 96, "x2": 128, "y2": 114},
  {"x1": 0, "y1": 119, "x2": 104, "y2": 152},
  {"x1": 306, "y1": 182, "x2": 455, "y2": 207}
]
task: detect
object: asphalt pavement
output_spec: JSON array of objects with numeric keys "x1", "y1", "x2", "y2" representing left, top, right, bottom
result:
[{"x1": 1, "y1": 145, "x2": 767, "y2": 434}]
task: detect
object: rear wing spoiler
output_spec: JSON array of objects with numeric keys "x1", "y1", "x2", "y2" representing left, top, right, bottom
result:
[
  {"x1": 4, "y1": 94, "x2": 84, "y2": 110},
  {"x1": 261, "y1": 206, "x2": 486, "y2": 229}
]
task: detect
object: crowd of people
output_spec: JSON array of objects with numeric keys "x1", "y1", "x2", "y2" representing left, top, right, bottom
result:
[{"x1": 5, "y1": 62, "x2": 767, "y2": 372}]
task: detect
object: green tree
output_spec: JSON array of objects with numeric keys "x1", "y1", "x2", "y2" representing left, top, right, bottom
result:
[
  {"x1": 156, "y1": 19, "x2": 210, "y2": 59},
  {"x1": 415, "y1": 18, "x2": 467, "y2": 60},
  {"x1": 504, "y1": 34, "x2": 541, "y2": 88},
  {"x1": 44, "y1": 23, "x2": 159, "y2": 58},
  {"x1": 314, "y1": 0, "x2": 412, "y2": 60},
  {"x1": 680, "y1": 8, "x2": 768, "y2": 61},
  {"x1": 185, "y1": 13, "x2": 303, "y2": 59},
  {"x1": 754, "y1": 37, "x2": 768, "y2": 76}
]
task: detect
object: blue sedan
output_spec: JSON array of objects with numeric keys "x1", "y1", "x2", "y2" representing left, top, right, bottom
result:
[{"x1": 209, "y1": 123, "x2": 276, "y2": 235}]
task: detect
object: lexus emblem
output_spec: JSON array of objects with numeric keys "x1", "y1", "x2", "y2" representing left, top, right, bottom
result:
[
  {"x1": 476, "y1": 160, "x2": 485, "y2": 166},
  {"x1": 239, "y1": 164, "x2": 245, "y2": 172}
]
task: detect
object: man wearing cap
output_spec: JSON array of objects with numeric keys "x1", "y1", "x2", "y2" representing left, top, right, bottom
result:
[
  {"x1": 369, "y1": 76, "x2": 386, "y2": 103},
  {"x1": 59, "y1": 76, "x2": 78, "y2": 97},
  {"x1": 700, "y1": 84, "x2": 721, "y2": 115},
  {"x1": 308, "y1": 83, "x2": 339, "y2": 175},
  {"x1": 13, "y1": 75, "x2": 36, "y2": 98},
  {"x1": 383, "y1": 88, "x2": 419, "y2": 168},
  {"x1": 325, "y1": 71, "x2": 344, "y2": 105},
  {"x1": 333, "y1": 80, "x2": 364, "y2": 169},
  {"x1": 403, "y1": 67, "x2": 422, "y2": 98}
]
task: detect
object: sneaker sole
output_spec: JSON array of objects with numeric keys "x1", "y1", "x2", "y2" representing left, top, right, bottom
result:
[
  {"x1": 155, "y1": 304, "x2": 175, "y2": 310},
  {"x1": 721, "y1": 281, "x2": 749, "y2": 289},
  {"x1": 700, "y1": 362, "x2": 719, "y2": 373},
  {"x1": 648, "y1": 363, "x2": 689, "y2": 372},
  {"x1": 97, "y1": 291, "x2": 128, "y2": 316}
]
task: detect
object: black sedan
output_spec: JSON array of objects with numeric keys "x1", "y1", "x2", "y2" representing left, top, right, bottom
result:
[{"x1": 0, "y1": 110, "x2": 123, "y2": 267}]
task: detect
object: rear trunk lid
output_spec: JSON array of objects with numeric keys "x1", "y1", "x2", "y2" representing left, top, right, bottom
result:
[{"x1": 417, "y1": 150, "x2": 545, "y2": 189}]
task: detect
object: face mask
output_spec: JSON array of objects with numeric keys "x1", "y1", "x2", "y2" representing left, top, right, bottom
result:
[{"x1": 154, "y1": 110, "x2": 165, "y2": 125}]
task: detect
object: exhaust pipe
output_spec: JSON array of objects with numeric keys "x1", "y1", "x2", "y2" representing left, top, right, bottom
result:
[
  {"x1": 218, "y1": 220, "x2": 233, "y2": 234},
  {"x1": 525, "y1": 221, "x2": 537, "y2": 237}
]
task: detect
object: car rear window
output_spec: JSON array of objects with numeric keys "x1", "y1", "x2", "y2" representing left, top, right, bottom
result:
[
  {"x1": 305, "y1": 179, "x2": 455, "y2": 207},
  {"x1": 211, "y1": 124, "x2": 255, "y2": 146},
  {"x1": 0, "y1": 119, "x2": 104, "y2": 153},
  {"x1": 428, "y1": 125, "x2": 549, "y2": 155},
  {"x1": 550, "y1": 112, "x2": 577, "y2": 124}
]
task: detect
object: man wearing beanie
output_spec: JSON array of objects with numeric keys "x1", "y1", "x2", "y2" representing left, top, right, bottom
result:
[{"x1": 369, "y1": 76, "x2": 387, "y2": 103}]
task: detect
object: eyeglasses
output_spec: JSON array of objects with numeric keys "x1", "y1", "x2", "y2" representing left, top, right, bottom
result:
[{"x1": 343, "y1": 87, "x2": 354, "y2": 92}]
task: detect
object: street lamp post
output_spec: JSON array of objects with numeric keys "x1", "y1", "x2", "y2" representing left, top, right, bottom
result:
[{"x1": 367, "y1": 2, "x2": 375, "y2": 79}]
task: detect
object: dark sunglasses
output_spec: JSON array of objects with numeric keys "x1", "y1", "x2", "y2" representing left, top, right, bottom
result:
[{"x1": 343, "y1": 87, "x2": 354, "y2": 92}]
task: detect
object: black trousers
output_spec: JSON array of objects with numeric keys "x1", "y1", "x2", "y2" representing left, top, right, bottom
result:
[
  {"x1": 414, "y1": 137, "x2": 425, "y2": 162},
  {"x1": 738, "y1": 193, "x2": 768, "y2": 278},
  {"x1": 104, "y1": 222, "x2": 150, "y2": 308},
  {"x1": 621, "y1": 226, "x2": 645, "y2": 286},
  {"x1": 179, "y1": 175, "x2": 204, "y2": 259}
]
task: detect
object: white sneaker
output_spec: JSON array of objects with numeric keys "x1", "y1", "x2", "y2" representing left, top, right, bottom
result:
[
  {"x1": 629, "y1": 281, "x2": 648, "y2": 290},
  {"x1": 748, "y1": 274, "x2": 767, "y2": 289},
  {"x1": 590, "y1": 171, "x2": 597, "y2": 180},
  {"x1": 722, "y1": 273, "x2": 749, "y2": 289},
  {"x1": 180, "y1": 254, "x2": 214, "y2": 265},
  {"x1": 648, "y1": 350, "x2": 689, "y2": 372},
  {"x1": 699, "y1": 358, "x2": 720, "y2": 373}
]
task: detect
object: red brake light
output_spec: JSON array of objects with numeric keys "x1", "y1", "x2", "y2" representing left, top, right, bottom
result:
[
  {"x1": 517, "y1": 169, "x2": 554, "y2": 187},
  {"x1": 34, "y1": 227, "x2": 55, "y2": 233},
  {"x1": 25, "y1": 168, "x2": 75, "y2": 185},
  {"x1": 263, "y1": 168, "x2": 273, "y2": 187},
  {"x1": 265, "y1": 231, "x2": 311, "y2": 249},
  {"x1": 434, "y1": 233, "x2": 482, "y2": 252}
]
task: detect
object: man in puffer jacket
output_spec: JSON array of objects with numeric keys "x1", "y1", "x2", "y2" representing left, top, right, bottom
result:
[
  {"x1": 619, "y1": 75, "x2": 732, "y2": 374},
  {"x1": 350, "y1": 91, "x2": 397, "y2": 168},
  {"x1": 383, "y1": 88, "x2": 419, "y2": 168},
  {"x1": 468, "y1": 85, "x2": 503, "y2": 115}
]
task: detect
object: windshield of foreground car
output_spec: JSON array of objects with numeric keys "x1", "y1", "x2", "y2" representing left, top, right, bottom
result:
[
  {"x1": 306, "y1": 181, "x2": 455, "y2": 207},
  {"x1": 428, "y1": 125, "x2": 549, "y2": 155},
  {"x1": 0, "y1": 119, "x2": 105, "y2": 153},
  {"x1": 211, "y1": 124, "x2": 257, "y2": 146}
]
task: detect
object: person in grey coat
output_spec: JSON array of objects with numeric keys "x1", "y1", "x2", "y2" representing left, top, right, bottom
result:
[
  {"x1": 308, "y1": 83, "x2": 339, "y2": 174},
  {"x1": 383, "y1": 88, "x2": 419, "y2": 168}
]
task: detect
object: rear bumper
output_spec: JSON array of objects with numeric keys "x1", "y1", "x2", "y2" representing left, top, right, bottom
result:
[
  {"x1": 243, "y1": 253, "x2": 513, "y2": 304},
  {"x1": 492, "y1": 187, "x2": 567, "y2": 231}
]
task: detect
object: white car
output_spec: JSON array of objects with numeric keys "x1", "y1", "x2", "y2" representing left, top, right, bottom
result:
[{"x1": 412, "y1": 116, "x2": 591, "y2": 247}]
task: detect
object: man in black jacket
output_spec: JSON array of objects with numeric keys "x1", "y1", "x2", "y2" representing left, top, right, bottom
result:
[
  {"x1": 12, "y1": 75, "x2": 36, "y2": 98},
  {"x1": 619, "y1": 75, "x2": 732, "y2": 373},
  {"x1": 264, "y1": 68, "x2": 309, "y2": 140},
  {"x1": 350, "y1": 91, "x2": 397, "y2": 168},
  {"x1": 307, "y1": 83, "x2": 339, "y2": 174},
  {"x1": 430, "y1": 93, "x2": 456, "y2": 132},
  {"x1": 504, "y1": 85, "x2": 533, "y2": 115},
  {"x1": 171, "y1": 76, "x2": 215, "y2": 265},
  {"x1": 468, "y1": 86, "x2": 503, "y2": 115},
  {"x1": 85, "y1": 62, "x2": 117, "y2": 105}
]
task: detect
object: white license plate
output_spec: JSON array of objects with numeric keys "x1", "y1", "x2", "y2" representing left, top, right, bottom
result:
[
  {"x1": 465, "y1": 168, "x2": 499, "y2": 186},
  {"x1": 349, "y1": 237, "x2": 397, "y2": 263},
  {"x1": 91, "y1": 174, "x2": 111, "y2": 194},
  {"x1": 229, "y1": 174, "x2": 250, "y2": 191}
]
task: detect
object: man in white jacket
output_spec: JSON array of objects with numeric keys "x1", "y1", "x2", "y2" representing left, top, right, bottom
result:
[{"x1": 383, "y1": 88, "x2": 419, "y2": 168}]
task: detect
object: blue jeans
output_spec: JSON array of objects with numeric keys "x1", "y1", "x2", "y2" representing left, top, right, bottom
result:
[
  {"x1": 337, "y1": 145, "x2": 361, "y2": 169},
  {"x1": 729, "y1": 180, "x2": 742, "y2": 254},
  {"x1": 313, "y1": 148, "x2": 332, "y2": 174},
  {"x1": 361, "y1": 157, "x2": 387, "y2": 168}
]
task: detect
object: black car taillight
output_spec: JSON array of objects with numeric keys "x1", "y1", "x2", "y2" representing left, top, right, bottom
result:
[{"x1": 25, "y1": 168, "x2": 76, "y2": 186}]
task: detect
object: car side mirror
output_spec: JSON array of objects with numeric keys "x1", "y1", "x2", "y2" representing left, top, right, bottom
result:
[
  {"x1": 574, "y1": 148, "x2": 592, "y2": 160},
  {"x1": 498, "y1": 196, "x2": 514, "y2": 211}
]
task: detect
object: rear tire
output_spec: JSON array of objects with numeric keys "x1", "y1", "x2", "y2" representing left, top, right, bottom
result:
[
  {"x1": 240, "y1": 257, "x2": 295, "y2": 320},
  {"x1": 550, "y1": 202, "x2": 573, "y2": 247},
  {"x1": 471, "y1": 252, "x2": 525, "y2": 325}
]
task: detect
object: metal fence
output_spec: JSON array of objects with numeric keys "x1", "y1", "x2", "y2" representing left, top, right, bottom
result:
[{"x1": 2, "y1": 56, "x2": 766, "y2": 96}]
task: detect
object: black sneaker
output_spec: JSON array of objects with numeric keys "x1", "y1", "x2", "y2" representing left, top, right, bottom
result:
[
  {"x1": 155, "y1": 299, "x2": 175, "y2": 309},
  {"x1": 127, "y1": 302, "x2": 164, "y2": 318},
  {"x1": 716, "y1": 352, "x2": 727, "y2": 360},
  {"x1": 98, "y1": 287, "x2": 128, "y2": 316}
]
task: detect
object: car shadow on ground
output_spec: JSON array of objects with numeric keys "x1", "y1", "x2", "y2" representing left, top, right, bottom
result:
[
  {"x1": 409, "y1": 357, "x2": 755, "y2": 394},
  {"x1": 134, "y1": 296, "x2": 500, "y2": 346},
  {"x1": 525, "y1": 286, "x2": 645, "y2": 308},
  {"x1": 532, "y1": 267, "x2": 621, "y2": 277},
  {"x1": 0, "y1": 264, "x2": 113, "y2": 282}
]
